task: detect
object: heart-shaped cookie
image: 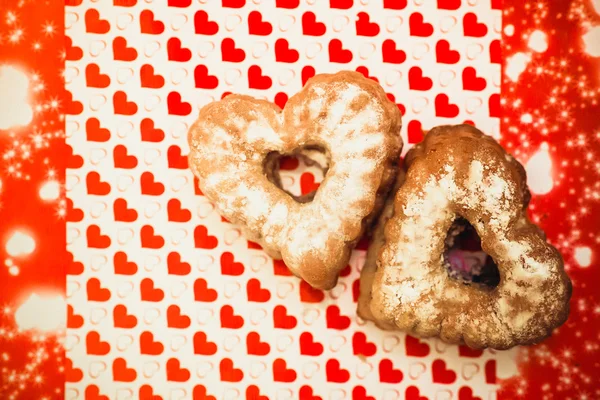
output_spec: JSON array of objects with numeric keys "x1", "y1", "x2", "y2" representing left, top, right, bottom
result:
[
  {"x1": 367, "y1": 125, "x2": 571, "y2": 349},
  {"x1": 188, "y1": 71, "x2": 402, "y2": 289},
  {"x1": 356, "y1": 167, "x2": 405, "y2": 330}
]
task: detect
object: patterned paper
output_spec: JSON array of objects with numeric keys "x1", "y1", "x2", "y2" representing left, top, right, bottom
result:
[{"x1": 65, "y1": 1, "x2": 508, "y2": 398}]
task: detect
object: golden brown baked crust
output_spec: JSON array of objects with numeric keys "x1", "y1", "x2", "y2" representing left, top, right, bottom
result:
[
  {"x1": 188, "y1": 71, "x2": 403, "y2": 289},
  {"x1": 357, "y1": 165, "x2": 405, "y2": 330},
  {"x1": 369, "y1": 124, "x2": 572, "y2": 349}
]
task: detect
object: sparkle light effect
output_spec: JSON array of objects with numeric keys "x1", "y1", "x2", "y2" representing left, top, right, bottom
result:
[
  {"x1": 495, "y1": 349, "x2": 520, "y2": 379},
  {"x1": 8, "y1": 28, "x2": 23, "y2": 44},
  {"x1": 0, "y1": 1, "x2": 65, "y2": 399},
  {"x1": 3, "y1": 129, "x2": 63, "y2": 180},
  {"x1": 521, "y1": 113, "x2": 533, "y2": 123},
  {"x1": 592, "y1": 0, "x2": 600, "y2": 16},
  {"x1": 582, "y1": 25, "x2": 600, "y2": 57},
  {"x1": 574, "y1": 246, "x2": 592, "y2": 267},
  {"x1": 500, "y1": 0, "x2": 600, "y2": 398},
  {"x1": 14, "y1": 293, "x2": 66, "y2": 332},
  {"x1": 0, "y1": 65, "x2": 64, "y2": 180},
  {"x1": 42, "y1": 22, "x2": 55, "y2": 36},
  {"x1": 0, "y1": 0, "x2": 598, "y2": 399},
  {"x1": 505, "y1": 24, "x2": 516, "y2": 36},
  {"x1": 5, "y1": 231, "x2": 36, "y2": 258},
  {"x1": 528, "y1": 30, "x2": 549, "y2": 53},
  {"x1": 506, "y1": 52, "x2": 532, "y2": 82},
  {"x1": 0, "y1": 304, "x2": 64, "y2": 399},
  {"x1": 38, "y1": 180, "x2": 59, "y2": 201},
  {"x1": 4, "y1": 259, "x2": 20, "y2": 277},
  {"x1": 0, "y1": 65, "x2": 33, "y2": 130},
  {"x1": 525, "y1": 143, "x2": 554, "y2": 195},
  {"x1": 0, "y1": 9, "x2": 65, "y2": 182}
]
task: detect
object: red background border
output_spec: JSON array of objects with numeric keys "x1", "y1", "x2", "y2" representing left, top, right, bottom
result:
[{"x1": 0, "y1": 0, "x2": 598, "y2": 398}]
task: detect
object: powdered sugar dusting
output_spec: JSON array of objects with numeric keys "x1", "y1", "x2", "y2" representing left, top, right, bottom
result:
[
  {"x1": 245, "y1": 120, "x2": 284, "y2": 148},
  {"x1": 379, "y1": 168, "x2": 458, "y2": 318},
  {"x1": 308, "y1": 86, "x2": 326, "y2": 119},
  {"x1": 467, "y1": 160, "x2": 512, "y2": 229},
  {"x1": 189, "y1": 71, "x2": 402, "y2": 289},
  {"x1": 468, "y1": 160, "x2": 485, "y2": 188},
  {"x1": 236, "y1": 181, "x2": 271, "y2": 223},
  {"x1": 373, "y1": 143, "x2": 569, "y2": 347},
  {"x1": 325, "y1": 84, "x2": 364, "y2": 131},
  {"x1": 336, "y1": 132, "x2": 385, "y2": 158},
  {"x1": 285, "y1": 218, "x2": 331, "y2": 264}
]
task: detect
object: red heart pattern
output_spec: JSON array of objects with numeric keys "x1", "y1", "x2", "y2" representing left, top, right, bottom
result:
[{"x1": 65, "y1": 1, "x2": 501, "y2": 398}]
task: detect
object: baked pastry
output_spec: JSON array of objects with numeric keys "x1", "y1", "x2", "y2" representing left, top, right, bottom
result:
[
  {"x1": 367, "y1": 124, "x2": 572, "y2": 349},
  {"x1": 357, "y1": 165, "x2": 404, "y2": 330},
  {"x1": 188, "y1": 71, "x2": 402, "y2": 289}
]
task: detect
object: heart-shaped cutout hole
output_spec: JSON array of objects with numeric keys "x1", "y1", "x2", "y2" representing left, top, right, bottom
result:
[
  {"x1": 264, "y1": 146, "x2": 328, "y2": 202},
  {"x1": 188, "y1": 72, "x2": 403, "y2": 289},
  {"x1": 443, "y1": 217, "x2": 500, "y2": 289}
]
